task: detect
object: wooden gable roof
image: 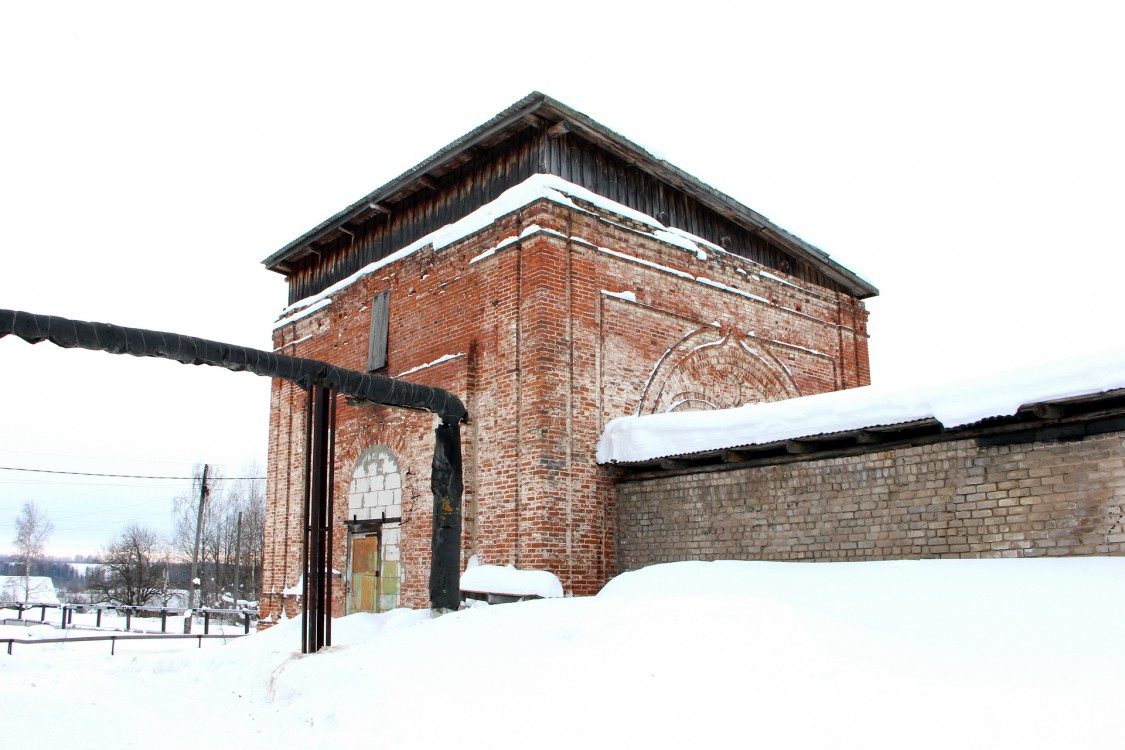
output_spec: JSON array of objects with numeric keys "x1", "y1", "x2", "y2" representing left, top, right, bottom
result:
[{"x1": 263, "y1": 92, "x2": 878, "y2": 304}]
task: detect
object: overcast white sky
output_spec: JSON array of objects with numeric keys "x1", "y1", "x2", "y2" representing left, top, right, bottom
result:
[{"x1": 2, "y1": 1, "x2": 1122, "y2": 556}]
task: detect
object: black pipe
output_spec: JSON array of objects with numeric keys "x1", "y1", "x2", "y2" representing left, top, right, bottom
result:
[
  {"x1": 429, "y1": 420, "x2": 464, "y2": 610},
  {"x1": 1, "y1": 308, "x2": 469, "y2": 650},
  {"x1": 0, "y1": 309, "x2": 467, "y2": 423}
]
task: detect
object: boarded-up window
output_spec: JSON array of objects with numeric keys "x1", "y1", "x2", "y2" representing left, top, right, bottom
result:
[{"x1": 367, "y1": 291, "x2": 389, "y2": 372}]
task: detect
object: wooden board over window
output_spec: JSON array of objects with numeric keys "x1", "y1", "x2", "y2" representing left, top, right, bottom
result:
[{"x1": 367, "y1": 291, "x2": 389, "y2": 372}]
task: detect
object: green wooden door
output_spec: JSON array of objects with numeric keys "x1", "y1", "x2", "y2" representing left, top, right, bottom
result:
[{"x1": 349, "y1": 535, "x2": 379, "y2": 614}]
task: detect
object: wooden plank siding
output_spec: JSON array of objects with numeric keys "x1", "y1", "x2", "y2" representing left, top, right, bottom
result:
[{"x1": 284, "y1": 126, "x2": 842, "y2": 305}]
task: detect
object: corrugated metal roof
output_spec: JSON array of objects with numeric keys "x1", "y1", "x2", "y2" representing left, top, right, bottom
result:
[{"x1": 598, "y1": 347, "x2": 1125, "y2": 468}]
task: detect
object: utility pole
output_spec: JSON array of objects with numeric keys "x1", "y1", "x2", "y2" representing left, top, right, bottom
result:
[
  {"x1": 231, "y1": 510, "x2": 243, "y2": 612},
  {"x1": 184, "y1": 464, "x2": 209, "y2": 634}
]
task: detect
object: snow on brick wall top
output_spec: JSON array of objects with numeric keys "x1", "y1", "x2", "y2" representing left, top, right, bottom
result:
[
  {"x1": 597, "y1": 347, "x2": 1125, "y2": 464},
  {"x1": 274, "y1": 173, "x2": 737, "y2": 325}
]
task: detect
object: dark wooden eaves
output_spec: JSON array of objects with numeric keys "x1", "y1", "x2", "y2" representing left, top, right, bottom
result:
[{"x1": 262, "y1": 92, "x2": 878, "y2": 299}]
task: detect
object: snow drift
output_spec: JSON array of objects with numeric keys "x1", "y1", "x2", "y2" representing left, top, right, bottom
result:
[{"x1": 3, "y1": 558, "x2": 1123, "y2": 749}]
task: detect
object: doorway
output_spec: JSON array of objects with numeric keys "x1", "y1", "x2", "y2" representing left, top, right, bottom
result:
[
  {"x1": 345, "y1": 446, "x2": 403, "y2": 613},
  {"x1": 347, "y1": 527, "x2": 400, "y2": 613}
]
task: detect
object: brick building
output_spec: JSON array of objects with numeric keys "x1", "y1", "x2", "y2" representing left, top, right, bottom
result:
[{"x1": 259, "y1": 93, "x2": 877, "y2": 621}]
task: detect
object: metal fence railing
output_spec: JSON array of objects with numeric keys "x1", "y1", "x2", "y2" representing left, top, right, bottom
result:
[
  {"x1": 2, "y1": 632, "x2": 246, "y2": 656},
  {"x1": 2, "y1": 601, "x2": 260, "y2": 641}
]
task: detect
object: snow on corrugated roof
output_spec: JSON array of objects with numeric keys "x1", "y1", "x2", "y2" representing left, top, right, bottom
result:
[{"x1": 596, "y1": 348, "x2": 1125, "y2": 464}]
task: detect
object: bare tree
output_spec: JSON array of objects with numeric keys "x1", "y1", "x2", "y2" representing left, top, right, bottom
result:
[
  {"x1": 172, "y1": 463, "x2": 265, "y2": 607},
  {"x1": 230, "y1": 469, "x2": 266, "y2": 603},
  {"x1": 89, "y1": 523, "x2": 167, "y2": 606},
  {"x1": 12, "y1": 500, "x2": 54, "y2": 603}
]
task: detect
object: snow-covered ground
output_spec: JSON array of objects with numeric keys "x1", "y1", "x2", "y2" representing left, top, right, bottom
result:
[{"x1": 2, "y1": 558, "x2": 1123, "y2": 749}]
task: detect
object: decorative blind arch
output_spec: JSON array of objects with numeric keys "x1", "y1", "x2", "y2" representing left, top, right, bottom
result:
[{"x1": 639, "y1": 326, "x2": 800, "y2": 415}]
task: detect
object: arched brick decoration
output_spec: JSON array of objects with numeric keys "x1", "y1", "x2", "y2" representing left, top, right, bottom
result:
[
  {"x1": 639, "y1": 327, "x2": 800, "y2": 415},
  {"x1": 346, "y1": 446, "x2": 404, "y2": 612}
]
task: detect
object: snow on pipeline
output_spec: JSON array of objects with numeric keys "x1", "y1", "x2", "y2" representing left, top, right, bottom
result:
[{"x1": 2, "y1": 557, "x2": 1123, "y2": 749}]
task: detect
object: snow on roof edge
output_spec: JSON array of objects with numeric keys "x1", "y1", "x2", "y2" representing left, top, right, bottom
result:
[
  {"x1": 274, "y1": 173, "x2": 718, "y2": 322},
  {"x1": 596, "y1": 347, "x2": 1125, "y2": 465}
]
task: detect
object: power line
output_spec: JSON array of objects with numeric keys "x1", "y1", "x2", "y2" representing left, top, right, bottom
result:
[
  {"x1": 49, "y1": 498, "x2": 172, "y2": 523},
  {"x1": 0, "y1": 466, "x2": 265, "y2": 481},
  {"x1": 54, "y1": 510, "x2": 174, "y2": 533},
  {"x1": 0, "y1": 446, "x2": 262, "y2": 472},
  {"x1": 0, "y1": 478, "x2": 184, "y2": 489}
]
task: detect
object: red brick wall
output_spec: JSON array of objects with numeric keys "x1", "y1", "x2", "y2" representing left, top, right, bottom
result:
[{"x1": 260, "y1": 195, "x2": 870, "y2": 622}]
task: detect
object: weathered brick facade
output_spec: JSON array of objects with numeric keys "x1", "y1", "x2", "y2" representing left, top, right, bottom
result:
[
  {"x1": 261, "y1": 189, "x2": 871, "y2": 621},
  {"x1": 258, "y1": 94, "x2": 879, "y2": 623},
  {"x1": 616, "y1": 429, "x2": 1125, "y2": 569}
]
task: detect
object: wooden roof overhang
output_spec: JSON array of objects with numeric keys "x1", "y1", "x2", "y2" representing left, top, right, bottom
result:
[
  {"x1": 262, "y1": 92, "x2": 878, "y2": 301},
  {"x1": 611, "y1": 388, "x2": 1125, "y2": 480}
]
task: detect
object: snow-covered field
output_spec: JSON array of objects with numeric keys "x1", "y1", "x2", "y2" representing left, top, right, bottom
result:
[{"x1": 2, "y1": 558, "x2": 1123, "y2": 749}]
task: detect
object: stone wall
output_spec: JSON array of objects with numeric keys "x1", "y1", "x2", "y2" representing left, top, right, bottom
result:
[{"x1": 616, "y1": 431, "x2": 1125, "y2": 571}]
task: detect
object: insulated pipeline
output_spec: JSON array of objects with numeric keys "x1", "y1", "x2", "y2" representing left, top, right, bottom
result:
[{"x1": 0, "y1": 309, "x2": 468, "y2": 424}]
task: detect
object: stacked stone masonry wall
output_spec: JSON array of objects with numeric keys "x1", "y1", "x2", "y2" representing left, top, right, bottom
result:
[{"x1": 616, "y1": 432, "x2": 1125, "y2": 571}]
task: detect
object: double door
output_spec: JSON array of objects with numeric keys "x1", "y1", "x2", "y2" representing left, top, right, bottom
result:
[{"x1": 347, "y1": 528, "x2": 399, "y2": 613}]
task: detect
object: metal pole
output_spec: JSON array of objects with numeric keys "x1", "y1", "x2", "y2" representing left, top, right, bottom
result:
[
  {"x1": 301, "y1": 384, "x2": 334, "y2": 654},
  {"x1": 310, "y1": 385, "x2": 331, "y2": 652},
  {"x1": 232, "y1": 511, "x2": 243, "y2": 618},
  {"x1": 301, "y1": 387, "x2": 314, "y2": 654},
  {"x1": 325, "y1": 390, "x2": 337, "y2": 648}
]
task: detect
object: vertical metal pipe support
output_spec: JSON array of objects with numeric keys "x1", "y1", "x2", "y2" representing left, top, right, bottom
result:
[
  {"x1": 302, "y1": 384, "x2": 334, "y2": 654},
  {"x1": 301, "y1": 386, "x2": 314, "y2": 655},
  {"x1": 325, "y1": 389, "x2": 337, "y2": 648}
]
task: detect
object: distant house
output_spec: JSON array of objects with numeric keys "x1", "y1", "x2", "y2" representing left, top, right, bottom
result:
[
  {"x1": 260, "y1": 92, "x2": 876, "y2": 621},
  {"x1": 0, "y1": 575, "x2": 60, "y2": 605}
]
